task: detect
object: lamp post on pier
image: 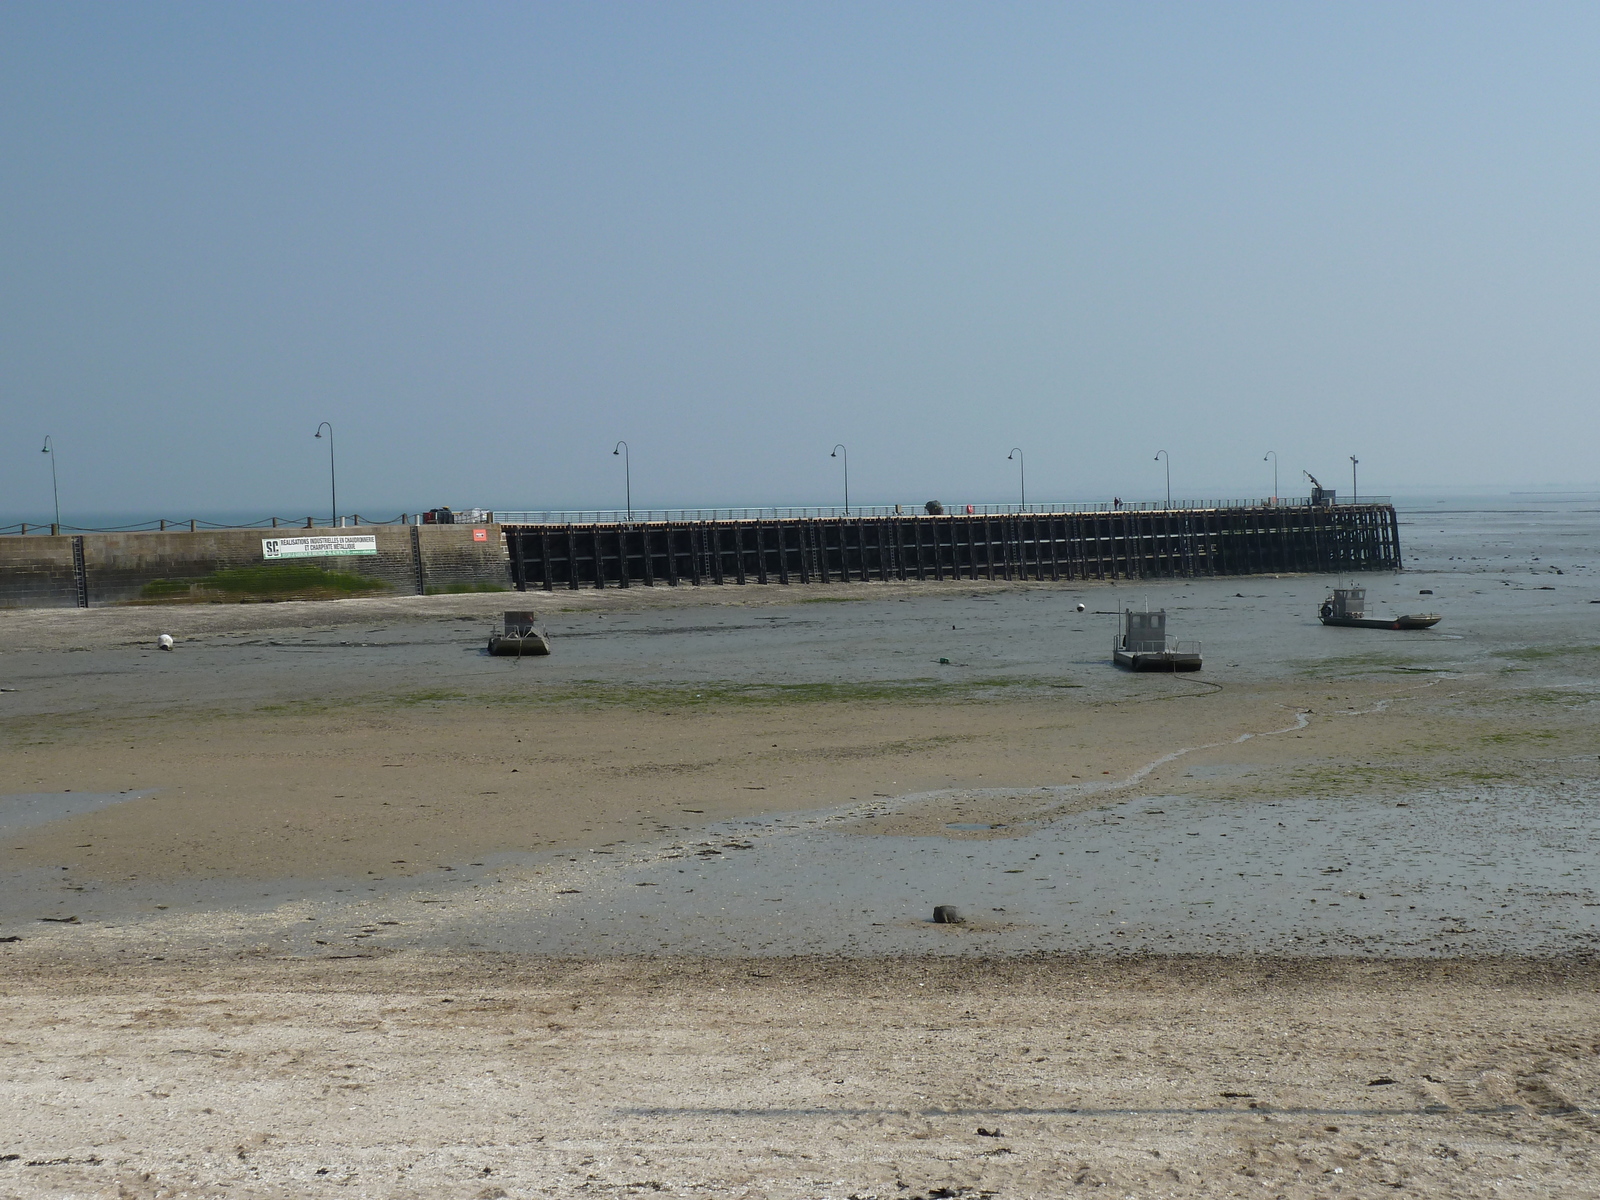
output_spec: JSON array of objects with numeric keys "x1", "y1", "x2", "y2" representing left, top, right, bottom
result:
[
  {"x1": 1007, "y1": 447, "x2": 1026, "y2": 510},
  {"x1": 613, "y1": 440, "x2": 631, "y2": 521},
  {"x1": 41, "y1": 436, "x2": 60, "y2": 528},
  {"x1": 831, "y1": 444, "x2": 849, "y2": 514},
  {"x1": 313, "y1": 422, "x2": 336, "y2": 527},
  {"x1": 1263, "y1": 450, "x2": 1278, "y2": 503},
  {"x1": 1154, "y1": 449, "x2": 1171, "y2": 509},
  {"x1": 1350, "y1": 455, "x2": 1359, "y2": 505}
]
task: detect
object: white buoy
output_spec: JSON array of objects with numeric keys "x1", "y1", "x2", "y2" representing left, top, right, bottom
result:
[
  {"x1": 158, "y1": 634, "x2": 174, "y2": 651},
  {"x1": 1075, "y1": 603, "x2": 1086, "y2": 613}
]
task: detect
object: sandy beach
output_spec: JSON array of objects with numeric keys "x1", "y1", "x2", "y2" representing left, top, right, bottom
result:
[{"x1": 4, "y1": 952, "x2": 1600, "y2": 1200}]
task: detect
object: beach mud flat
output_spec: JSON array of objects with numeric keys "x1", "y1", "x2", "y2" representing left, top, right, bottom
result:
[
  {"x1": 1, "y1": 499, "x2": 1598, "y2": 1195},
  {"x1": 6, "y1": 761, "x2": 1597, "y2": 963}
]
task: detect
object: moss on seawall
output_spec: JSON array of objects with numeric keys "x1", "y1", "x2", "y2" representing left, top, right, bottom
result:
[{"x1": 133, "y1": 563, "x2": 391, "y2": 603}]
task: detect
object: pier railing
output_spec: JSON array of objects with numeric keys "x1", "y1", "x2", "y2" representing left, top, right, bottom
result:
[
  {"x1": 0, "y1": 515, "x2": 418, "y2": 536},
  {"x1": 492, "y1": 497, "x2": 1389, "y2": 524},
  {"x1": 0, "y1": 496, "x2": 1391, "y2": 536}
]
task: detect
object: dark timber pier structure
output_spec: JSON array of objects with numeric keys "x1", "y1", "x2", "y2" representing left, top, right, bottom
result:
[{"x1": 503, "y1": 503, "x2": 1401, "y2": 591}]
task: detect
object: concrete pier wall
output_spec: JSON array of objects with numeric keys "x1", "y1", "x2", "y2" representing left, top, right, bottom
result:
[{"x1": 0, "y1": 525, "x2": 512, "y2": 609}]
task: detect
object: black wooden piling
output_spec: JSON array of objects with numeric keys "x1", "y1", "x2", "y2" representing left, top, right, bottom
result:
[{"x1": 502, "y1": 504, "x2": 1402, "y2": 591}]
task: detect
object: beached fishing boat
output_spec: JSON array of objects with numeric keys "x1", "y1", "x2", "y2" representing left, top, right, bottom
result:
[
  {"x1": 1318, "y1": 587, "x2": 1440, "y2": 630},
  {"x1": 1112, "y1": 608, "x2": 1202, "y2": 671},
  {"x1": 488, "y1": 610, "x2": 552, "y2": 656}
]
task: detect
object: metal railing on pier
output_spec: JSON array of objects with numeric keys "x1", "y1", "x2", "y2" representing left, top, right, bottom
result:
[
  {"x1": 0, "y1": 515, "x2": 415, "y2": 536},
  {"x1": 494, "y1": 502, "x2": 1260, "y2": 524},
  {"x1": 0, "y1": 496, "x2": 1391, "y2": 536},
  {"x1": 494, "y1": 497, "x2": 1389, "y2": 524}
]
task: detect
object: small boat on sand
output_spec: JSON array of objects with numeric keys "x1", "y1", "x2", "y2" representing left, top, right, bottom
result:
[
  {"x1": 1318, "y1": 587, "x2": 1440, "y2": 630},
  {"x1": 1113, "y1": 608, "x2": 1202, "y2": 671},
  {"x1": 488, "y1": 611, "x2": 552, "y2": 656}
]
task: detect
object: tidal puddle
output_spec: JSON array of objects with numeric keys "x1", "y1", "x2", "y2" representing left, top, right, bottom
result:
[{"x1": 0, "y1": 791, "x2": 156, "y2": 836}]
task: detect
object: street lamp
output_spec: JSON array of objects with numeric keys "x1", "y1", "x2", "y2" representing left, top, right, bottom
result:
[
  {"x1": 1263, "y1": 450, "x2": 1278, "y2": 503},
  {"x1": 613, "y1": 440, "x2": 631, "y2": 520},
  {"x1": 1350, "y1": 455, "x2": 1359, "y2": 505},
  {"x1": 1154, "y1": 449, "x2": 1170, "y2": 508},
  {"x1": 1007, "y1": 447, "x2": 1026, "y2": 510},
  {"x1": 40, "y1": 436, "x2": 60, "y2": 528},
  {"x1": 314, "y1": 422, "x2": 336, "y2": 527},
  {"x1": 830, "y1": 444, "x2": 849, "y2": 514}
]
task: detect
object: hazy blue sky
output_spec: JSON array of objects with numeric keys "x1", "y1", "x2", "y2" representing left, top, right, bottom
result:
[{"x1": 5, "y1": 2, "x2": 1600, "y2": 519}]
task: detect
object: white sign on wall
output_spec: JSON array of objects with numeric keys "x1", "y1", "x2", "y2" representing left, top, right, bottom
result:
[{"x1": 262, "y1": 535, "x2": 379, "y2": 560}]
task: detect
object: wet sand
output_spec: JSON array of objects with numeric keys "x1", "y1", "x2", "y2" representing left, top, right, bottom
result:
[{"x1": 2, "y1": 501, "x2": 1598, "y2": 1195}]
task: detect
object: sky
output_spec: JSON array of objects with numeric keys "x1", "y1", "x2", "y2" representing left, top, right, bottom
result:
[{"x1": 4, "y1": 1, "x2": 1600, "y2": 521}]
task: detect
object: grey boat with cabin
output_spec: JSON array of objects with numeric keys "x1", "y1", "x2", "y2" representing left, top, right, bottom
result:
[
  {"x1": 1112, "y1": 608, "x2": 1202, "y2": 671},
  {"x1": 1318, "y1": 587, "x2": 1441, "y2": 630}
]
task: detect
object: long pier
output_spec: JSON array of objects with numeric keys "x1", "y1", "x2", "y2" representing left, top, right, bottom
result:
[{"x1": 503, "y1": 503, "x2": 1401, "y2": 591}]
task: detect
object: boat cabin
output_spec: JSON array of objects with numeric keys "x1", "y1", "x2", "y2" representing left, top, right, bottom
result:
[
  {"x1": 503, "y1": 610, "x2": 542, "y2": 635},
  {"x1": 1325, "y1": 588, "x2": 1365, "y2": 619},
  {"x1": 1123, "y1": 609, "x2": 1168, "y2": 652}
]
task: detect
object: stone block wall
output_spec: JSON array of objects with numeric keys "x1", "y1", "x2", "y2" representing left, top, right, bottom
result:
[
  {"x1": 0, "y1": 537, "x2": 79, "y2": 608},
  {"x1": 0, "y1": 525, "x2": 513, "y2": 608},
  {"x1": 413, "y1": 525, "x2": 516, "y2": 593}
]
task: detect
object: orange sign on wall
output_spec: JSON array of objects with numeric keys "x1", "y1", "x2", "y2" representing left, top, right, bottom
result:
[{"x1": 473, "y1": 528, "x2": 488, "y2": 542}]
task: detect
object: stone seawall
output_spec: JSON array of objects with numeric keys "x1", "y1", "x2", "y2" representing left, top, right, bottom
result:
[{"x1": 0, "y1": 525, "x2": 512, "y2": 609}]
